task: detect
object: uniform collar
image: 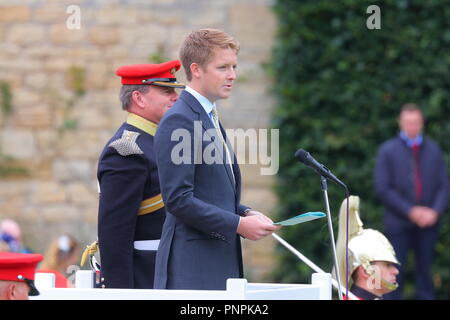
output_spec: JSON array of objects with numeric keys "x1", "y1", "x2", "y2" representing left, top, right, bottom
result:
[
  {"x1": 126, "y1": 113, "x2": 158, "y2": 136},
  {"x1": 350, "y1": 284, "x2": 383, "y2": 300}
]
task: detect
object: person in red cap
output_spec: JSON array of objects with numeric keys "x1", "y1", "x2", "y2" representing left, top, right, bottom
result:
[
  {"x1": 93, "y1": 60, "x2": 185, "y2": 289},
  {"x1": 0, "y1": 252, "x2": 43, "y2": 300}
]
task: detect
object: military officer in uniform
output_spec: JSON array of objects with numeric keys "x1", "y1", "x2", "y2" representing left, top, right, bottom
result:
[
  {"x1": 96, "y1": 60, "x2": 185, "y2": 289},
  {"x1": 335, "y1": 196, "x2": 400, "y2": 300}
]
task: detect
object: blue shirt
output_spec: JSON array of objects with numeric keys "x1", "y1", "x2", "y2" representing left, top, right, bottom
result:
[
  {"x1": 399, "y1": 131, "x2": 423, "y2": 147},
  {"x1": 184, "y1": 86, "x2": 216, "y2": 123}
]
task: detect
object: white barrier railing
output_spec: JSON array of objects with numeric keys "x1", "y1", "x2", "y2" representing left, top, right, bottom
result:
[{"x1": 31, "y1": 271, "x2": 331, "y2": 300}]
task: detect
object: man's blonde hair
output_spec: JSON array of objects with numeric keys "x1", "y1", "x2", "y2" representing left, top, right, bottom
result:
[{"x1": 180, "y1": 28, "x2": 240, "y2": 81}]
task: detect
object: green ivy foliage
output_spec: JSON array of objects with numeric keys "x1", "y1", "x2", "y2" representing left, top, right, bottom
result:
[{"x1": 270, "y1": 0, "x2": 450, "y2": 299}]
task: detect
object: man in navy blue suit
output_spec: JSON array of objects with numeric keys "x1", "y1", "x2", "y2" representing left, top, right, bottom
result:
[
  {"x1": 154, "y1": 29, "x2": 281, "y2": 290},
  {"x1": 374, "y1": 104, "x2": 449, "y2": 299},
  {"x1": 97, "y1": 61, "x2": 185, "y2": 289}
]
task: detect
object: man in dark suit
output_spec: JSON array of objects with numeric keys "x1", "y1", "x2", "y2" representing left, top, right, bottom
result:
[
  {"x1": 154, "y1": 28, "x2": 281, "y2": 290},
  {"x1": 97, "y1": 61, "x2": 185, "y2": 289},
  {"x1": 374, "y1": 104, "x2": 449, "y2": 299}
]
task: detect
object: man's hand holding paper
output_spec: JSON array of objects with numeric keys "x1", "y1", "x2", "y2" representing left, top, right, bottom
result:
[{"x1": 237, "y1": 210, "x2": 282, "y2": 240}]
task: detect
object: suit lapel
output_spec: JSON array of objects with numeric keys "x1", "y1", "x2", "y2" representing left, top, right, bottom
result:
[
  {"x1": 180, "y1": 91, "x2": 224, "y2": 156},
  {"x1": 218, "y1": 122, "x2": 240, "y2": 189},
  {"x1": 181, "y1": 91, "x2": 237, "y2": 192}
]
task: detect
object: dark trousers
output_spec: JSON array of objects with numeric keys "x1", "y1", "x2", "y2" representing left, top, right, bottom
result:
[{"x1": 384, "y1": 224, "x2": 439, "y2": 300}]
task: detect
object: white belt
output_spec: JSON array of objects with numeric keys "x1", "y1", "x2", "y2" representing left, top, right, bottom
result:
[{"x1": 133, "y1": 240, "x2": 160, "y2": 251}]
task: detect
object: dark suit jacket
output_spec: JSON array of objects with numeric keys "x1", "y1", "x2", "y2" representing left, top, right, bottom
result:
[
  {"x1": 153, "y1": 90, "x2": 249, "y2": 290},
  {"x1": 374, "y1": 136, "x2": 449, "y2": 231},
  {"x1": 98, "y1": 121, "x2": 165, "y2": 289}
]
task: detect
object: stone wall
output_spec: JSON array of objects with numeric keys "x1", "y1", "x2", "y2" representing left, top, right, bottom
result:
[{"x1": 0, "y1": 0, "x2": 279, "y2": 282}]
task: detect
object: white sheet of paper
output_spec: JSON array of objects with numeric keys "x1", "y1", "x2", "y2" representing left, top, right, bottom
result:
[{"x1": 273, "y1": 212, "x2": 326, "y2": 226}]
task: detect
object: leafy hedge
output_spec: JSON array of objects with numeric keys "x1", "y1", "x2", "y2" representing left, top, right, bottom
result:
[{"x1": 269, "y1": 0, "x2": 450, "y2": 299}]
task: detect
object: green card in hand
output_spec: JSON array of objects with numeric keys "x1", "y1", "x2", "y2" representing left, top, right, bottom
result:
[{"x1": 273, "y1": 212, "x2": 326, "y2": 226}]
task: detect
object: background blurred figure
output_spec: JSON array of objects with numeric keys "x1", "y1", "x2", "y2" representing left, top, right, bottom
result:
[
  {"x1": 0, "y1": 240, "x2": 10, "y2": 252},
  {"x1": 0, "y1": 219, "x2": 32, "y2": 253},
  {"x1": 37, "y1": 234, "x2": 80, "y2": 288},
  {"x1": 0, "y1": 252, "x2": 43, "y2": 300},
  {"x1": 374, "y1": 104, "x2": 449, "y2": 299}
]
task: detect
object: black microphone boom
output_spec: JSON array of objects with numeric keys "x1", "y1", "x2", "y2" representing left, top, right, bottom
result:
[{"x1": 294, "y1": 149, "x2": 347, "y2": 189}]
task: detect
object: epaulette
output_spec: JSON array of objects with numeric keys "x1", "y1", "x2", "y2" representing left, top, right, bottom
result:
[{"x1": 108, "y1": 130, "x2": 144, "y2": 156}]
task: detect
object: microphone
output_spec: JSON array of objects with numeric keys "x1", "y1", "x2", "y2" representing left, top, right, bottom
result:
[{"x1": 294, "y1": 149, "x2": 347, "y2": 189}]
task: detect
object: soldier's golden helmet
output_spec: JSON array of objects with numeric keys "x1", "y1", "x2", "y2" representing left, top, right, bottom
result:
[{"x1": 335, "y1": 195, "x2": 399, "y2": 287}]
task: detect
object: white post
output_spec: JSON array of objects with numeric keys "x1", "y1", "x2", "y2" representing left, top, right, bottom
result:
[
  {"x1": 312, "y1": 273, "x2": 332, "y2": 300},
  {"x1": 75, "y1": 270, "x2": 94, "y2": 288},
  {"x1": 35, "y1": 273, "x2": 55, "y2": 289},
  {"x1": 226, "y1": 278, "x2": 247, "y2": 300}
]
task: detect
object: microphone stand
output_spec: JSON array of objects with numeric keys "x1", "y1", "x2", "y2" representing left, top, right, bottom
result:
[{"x1": 320, "y1": 176, "x2": 344, "y2": 300}]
